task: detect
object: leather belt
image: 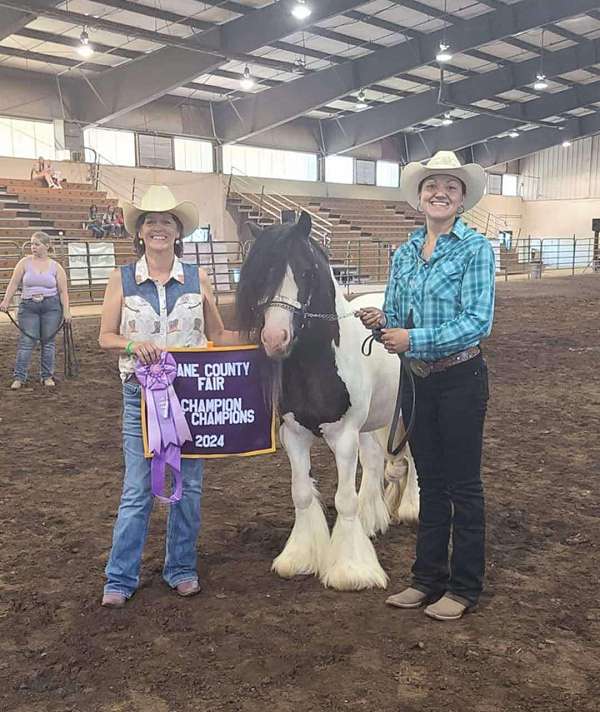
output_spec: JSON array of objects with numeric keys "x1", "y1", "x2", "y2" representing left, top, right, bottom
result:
[{"x1": 408, "y1": 346, "x2": 481, "y2": 378}]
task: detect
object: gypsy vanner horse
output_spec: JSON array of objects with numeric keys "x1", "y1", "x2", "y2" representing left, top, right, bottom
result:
[{"x1": 236, "y1": 212, "x2": 418, "y2": 590}]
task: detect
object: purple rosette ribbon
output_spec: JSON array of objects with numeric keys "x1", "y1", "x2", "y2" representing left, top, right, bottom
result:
[{"x1": 135, "y1": 352, "x2": 192, "y2": 504}]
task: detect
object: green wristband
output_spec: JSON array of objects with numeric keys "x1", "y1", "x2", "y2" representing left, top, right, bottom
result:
[{"x1": 125, "y1": 341, "x2": 135, "y2": 356}]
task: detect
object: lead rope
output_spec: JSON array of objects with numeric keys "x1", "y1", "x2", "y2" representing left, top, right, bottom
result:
[
  {"x1": 62, "y1": 321, "x2": 80, "y2": 379},
  {"x1": 361, "y1": 329, "x2": 416, "y2": 456},
  {"x1": 5, "y1": 310, "x2": 79, "y2": 380}
]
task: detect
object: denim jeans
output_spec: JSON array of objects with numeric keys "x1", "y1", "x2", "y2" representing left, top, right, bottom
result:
[
  {"x1": 104, "y1": 382, "x2": 204, "y2": 598},
  {"x1": 401, "y1": 354, "x2": 489, "y2": 606},
  {"x1": 13, "y1": 295, "x2": 62, "y2": 382}
]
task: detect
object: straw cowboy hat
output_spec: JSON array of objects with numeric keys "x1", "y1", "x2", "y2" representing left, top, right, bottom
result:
[
  {"x1": 122, "y1": 185, "x2": 199, "y2": 237},
  {"x1": 400, "y1": 150, "x2": 486, "y2": 213}
]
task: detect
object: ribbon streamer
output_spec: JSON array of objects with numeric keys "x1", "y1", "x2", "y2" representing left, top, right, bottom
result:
[{"x1": 136, "y1": 352, "x2": 192, "y2": 504}]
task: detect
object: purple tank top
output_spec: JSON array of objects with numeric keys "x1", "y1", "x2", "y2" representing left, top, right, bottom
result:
[{"x1": 22, "y1": 259, "x2": 58, "y2": 299}]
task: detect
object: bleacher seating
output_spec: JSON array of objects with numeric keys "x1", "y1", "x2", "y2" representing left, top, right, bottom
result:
[
  {"x1": 0, "y1": 178, "x2": 128, "y2": 305},
  {"x1": 228, "y1": 190, "x2": 425, "y2": 285},
  {"x1": 0, "y1": 179, "x2": 118, "y2": 241}
]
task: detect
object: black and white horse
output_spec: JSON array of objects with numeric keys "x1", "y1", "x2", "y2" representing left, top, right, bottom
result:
[{"x1": 237, "y1": 212, "x2": 418, "y2": 590}]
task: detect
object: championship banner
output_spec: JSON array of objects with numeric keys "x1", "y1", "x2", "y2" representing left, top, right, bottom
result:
[{"x1": 141, "y1": 345, "x2": 276, "y2": 460}]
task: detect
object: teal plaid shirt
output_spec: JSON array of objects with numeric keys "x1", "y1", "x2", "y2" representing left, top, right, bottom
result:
[{"x1": 382, "y1": 218, "x2": 495, "y2": 361}]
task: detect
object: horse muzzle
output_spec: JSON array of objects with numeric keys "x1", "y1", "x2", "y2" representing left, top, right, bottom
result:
[{"x1": 261, "y1": 329, "x2": 293, "y2": 360}]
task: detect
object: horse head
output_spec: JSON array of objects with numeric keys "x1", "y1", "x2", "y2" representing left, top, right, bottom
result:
[{"x1": 236, "y1": 211, "x2": 337, "y2": 359}]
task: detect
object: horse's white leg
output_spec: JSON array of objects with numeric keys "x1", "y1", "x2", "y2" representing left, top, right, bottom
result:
[
  {"x1": 272, "y1": 416, "x2": 330, "y2": 578},
  {"x1": 396, "y1": 444, "x2": 420, "y2": 525},
  {"x1": 320, "y1": 423, "x2": 388, "y2": 590},
  {"x1": 357, "y1": 431, "x2": 390, "y2": 537}
]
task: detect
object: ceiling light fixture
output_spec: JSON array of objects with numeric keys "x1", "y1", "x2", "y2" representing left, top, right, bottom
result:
[
  {"x1": 240, "y1": 65, "x2": 254, "y2": 91},
  {"x1": 441, "y1": 112, "x2": 453, "y2": 126},
  {"x1": 508, "y1": 129, "x2": 519, "y2": 138},
  {"x1": 291, "y1": 0, "x2": 311, "y2": 20},
  {"x1": 562, "y1": 139, "x2": 572, "y2": 148},
  {"x1": 77, "y1": 27, "x2": 94, "y2": 58},
  {"x1": 436, "y1": 42, "x2": 452, "y2": 63},
  {"x1": 436, "y1": 0, "x2": 452, "y2": 63},
  {"x1": 355, "y1": 89, "x2": 368, "y2": 110},
  {"x1": 294, "y1": 57, "x2": 306, "y2": 73},
  {"x1": 533, "y1": 28, "x2": 548, "y2": 90}
]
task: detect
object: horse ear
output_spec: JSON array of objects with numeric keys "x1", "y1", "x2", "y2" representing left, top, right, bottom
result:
[
  {"x1": 297, "y1": 210, "x2": 312, "y2": 238},
  {"x1": 246, "y1": 221, "x2": 262, "y2": 239}
]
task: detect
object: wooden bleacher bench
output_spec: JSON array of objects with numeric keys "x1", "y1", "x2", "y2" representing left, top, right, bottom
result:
[{"x1": 1, "y1": 178, "x2": 92, "y2": 191}]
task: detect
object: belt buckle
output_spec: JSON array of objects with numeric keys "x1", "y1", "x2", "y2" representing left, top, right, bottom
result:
[
  {"x1": 31, "y1": 294, "x2": 44, "y2": 303},
  {"x1": 409, "y1": 358, "x2": 431, "y2": 378}
]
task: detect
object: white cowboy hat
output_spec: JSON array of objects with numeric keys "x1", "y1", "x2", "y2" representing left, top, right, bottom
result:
[
  {"x1": 122, "y1": 185, "x2": 199, "y2": 237},
  {"x1": 400, "y1": 150, "x2": 486, "y2": 212}
]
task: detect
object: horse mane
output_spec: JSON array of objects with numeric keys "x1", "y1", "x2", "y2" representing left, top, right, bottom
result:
[
  {"x1": 236, "y1": 217, "x2": 342, "y2": 422},
  {"x1": 236, "y1": 219, "x2": 338, "y2": 344}
]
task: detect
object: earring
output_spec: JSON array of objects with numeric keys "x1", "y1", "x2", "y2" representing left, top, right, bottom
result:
[{"x1": 457, "y1": 205, "x2": 465, "y2": 215}]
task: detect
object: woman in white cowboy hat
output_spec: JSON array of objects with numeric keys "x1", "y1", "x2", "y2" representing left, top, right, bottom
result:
[
  {"x1": 358, "y1": 151, "x2": 495, "y2": 621},
  {"x1": 98, "y1": 185, "x2": 240, "y2": 608}
]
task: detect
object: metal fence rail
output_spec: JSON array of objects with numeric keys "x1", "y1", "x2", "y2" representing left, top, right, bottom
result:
[
  {"x1": 1, "y1": 236, "x2": 597, "y2": 310},
  {"x1": 499, "y1": 236, "x2": 598, "y2": 279},
  {"x1": 0, "y1": 238, "x2": 247, "y2": 307}
]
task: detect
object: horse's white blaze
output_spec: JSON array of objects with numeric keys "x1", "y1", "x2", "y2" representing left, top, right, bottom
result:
[
  {"x1": 261, "y1": 266, "x2": 296, "y2": 357},
  {"x1": 358, "y1": 431, "x2": 390, "y2": 537},
  {"x1": 272, "y1": 415, "x2": 330, "y2": 578}
]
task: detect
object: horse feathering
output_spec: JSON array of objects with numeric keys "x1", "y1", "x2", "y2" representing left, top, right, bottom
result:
[{"x1": 235, "y1": 213, "x2": 420, "y2": 591}]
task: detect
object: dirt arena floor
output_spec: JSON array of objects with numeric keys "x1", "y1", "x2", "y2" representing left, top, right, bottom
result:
[{"x1": 1, "y1": 274, "x2": 599, "y2": 712}]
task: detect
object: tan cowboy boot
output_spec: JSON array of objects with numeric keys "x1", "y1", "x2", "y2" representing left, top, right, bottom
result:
[
  {"x1": 424, "y1": 594, "x2": 468, "y2": 621},
  {"x1": 386, "y1": 587, "x2": 429, "y2": 609}
]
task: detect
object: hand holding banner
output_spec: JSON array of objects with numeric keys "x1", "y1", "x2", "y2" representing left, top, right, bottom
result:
[{"x1": 141, "y1": 345, "x2": 276, "y2": 464}]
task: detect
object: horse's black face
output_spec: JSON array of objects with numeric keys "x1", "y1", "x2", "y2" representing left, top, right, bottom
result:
[{"x1": 237, "y1": 212, "x2": 323, "y2": 335}]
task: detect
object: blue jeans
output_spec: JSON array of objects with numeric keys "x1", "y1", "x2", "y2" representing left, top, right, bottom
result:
[
  {"x1": 104, "y1": 382, "x2": 204, "y2": 598},
  {"x1": 13, "y1": 295, "x2": 62, "y2": 382},
  {"x1": 401, "y1": 354, "x2": 489, "y2": 606}
]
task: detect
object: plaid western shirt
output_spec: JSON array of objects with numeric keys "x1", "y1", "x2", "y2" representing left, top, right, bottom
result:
[{"x1": 382, "y1": 218, "x2": 495, "y2": 361}]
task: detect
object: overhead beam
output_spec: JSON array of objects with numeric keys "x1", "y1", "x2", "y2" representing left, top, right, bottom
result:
[
  {"x1": 471, "y1": 111, "x2": 600, "y2": 167},
  {"x1": 13, "y1": 27, "x2": 310, "y2": 77},
  {"x1": 0, "y1": 43, "x2": 107, "y2": 71},
  {"x1": 0, "y1": 32, "x2": 378, "y2": 118},
  {"x1": 69, "y1": 0, "x2": 366, "y2": 125},
  {"x1": 0, "y1": 0, "x2": 62, "y2": 41},
  {"x1": 403, "y1": 80, "x2": 600, "y2": 162},
  {"x1": 319, "y1": 35, "x2": 600, "y2": 154},
  {"x1": 212, "y1": 0, "x2": 600, "y2": 144},
  {"x1": 93, "y1": 0, "x2": 213, "y2": 31},
  {"x1": 0, "y1": 0, "x2": 198, "y2": 49}
]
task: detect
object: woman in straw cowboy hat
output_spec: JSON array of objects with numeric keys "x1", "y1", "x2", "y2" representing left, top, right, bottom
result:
[
  {"x1": 358, "y1": 151, "x2": 495, "y2": 621},
  {"x1": 99, "y1": 185, "x2": 241, "y2": 608}
]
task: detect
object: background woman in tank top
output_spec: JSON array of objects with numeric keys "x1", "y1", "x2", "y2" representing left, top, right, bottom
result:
[{"x1": 0, "y1": 231, "x2": 71, "y2": 389}]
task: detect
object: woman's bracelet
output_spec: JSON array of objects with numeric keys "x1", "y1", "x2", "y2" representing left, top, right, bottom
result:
[{"x1": 125, "y1": 340, "x2": 135, "y2": 356}]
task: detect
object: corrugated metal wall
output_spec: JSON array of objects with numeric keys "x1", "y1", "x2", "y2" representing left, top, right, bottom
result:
[{"x1": 519, "y1": 136, "x2": 600, "y2": 200}]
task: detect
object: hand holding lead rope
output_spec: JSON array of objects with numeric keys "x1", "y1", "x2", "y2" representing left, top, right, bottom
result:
[{"x1": 359, "y1": 319, "x2": 415, "y2": 457}]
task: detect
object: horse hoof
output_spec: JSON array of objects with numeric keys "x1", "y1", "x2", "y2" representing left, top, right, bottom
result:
[
  {"x1": 321, "y1": 564, "x2": 388, "y2": 591},
  {"x1": 272, "y1": 553, "x2": 319, "y2": 579}
]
